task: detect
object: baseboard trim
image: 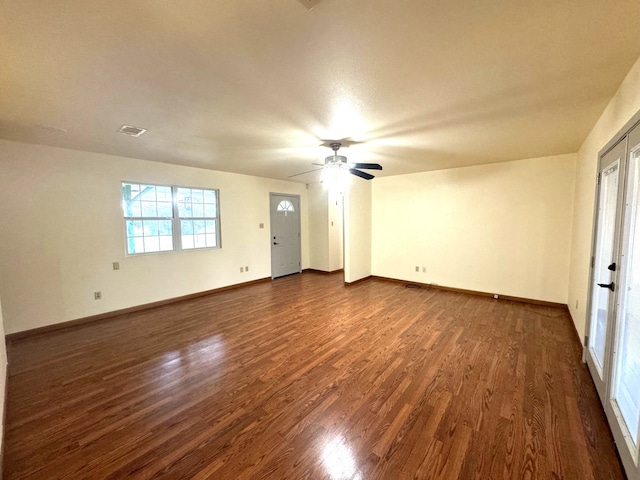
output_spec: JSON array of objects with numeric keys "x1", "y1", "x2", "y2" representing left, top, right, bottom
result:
[
  {"x1": 371, "y1": 276, "x2": 567, "y2": 309},
  {"x1": 6, "y1": 277, "x2": 272, "y2": 342},
  {"x1": 303, "y1": 268, "x2": 344, "y2": 275},
  {"x1": 0, "y1": 365, "x2": 7, "y2": 480},
  {"x1": 344, "y1": 275, "x2": 372, "y2": 286},
  {"x1": 567, "y1": 308, "x2": 586, "y2": 360}
]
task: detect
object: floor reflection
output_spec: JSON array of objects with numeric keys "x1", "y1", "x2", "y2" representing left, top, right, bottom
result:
[
  {"x1": 321, "y1": 435, "x2": 362, "y2": 480},
  {"x1": 155, "y1": 334, "x2": 226, "y2": 382}
]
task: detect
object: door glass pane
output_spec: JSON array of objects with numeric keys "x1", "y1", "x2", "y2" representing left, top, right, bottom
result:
[
  {"x1": 614, "y1": 148, "x2": 640, "y2": 447},
  {"x1": 591, "y1": 161, "x2": 620, "y2": 373}
]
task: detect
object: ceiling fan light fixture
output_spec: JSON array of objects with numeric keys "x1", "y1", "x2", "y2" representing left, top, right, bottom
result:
[
  {"x1": 321, "y1": 163, "x2": 348, "y2": 190},
  {"x1": 289, "y1": 141, "x2": 382, "y2": 183},
  {"x1": 325, "y1": 154, "x2": 348, "y2": 165}
]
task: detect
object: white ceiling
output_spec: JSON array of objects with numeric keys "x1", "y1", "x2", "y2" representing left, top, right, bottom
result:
[{"x1": 1, "y1": 0, "x2": 639, "y2": 182}]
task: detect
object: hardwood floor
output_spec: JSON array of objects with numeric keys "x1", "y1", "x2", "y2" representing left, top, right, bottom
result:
[{"x1": 4, "y1": 272, "x2": 624, "y2": 479}]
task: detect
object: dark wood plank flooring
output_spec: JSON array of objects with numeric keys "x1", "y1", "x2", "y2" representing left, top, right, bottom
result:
[{"x1": 4, "y1": 273, "x2": 624, "y2": 479}]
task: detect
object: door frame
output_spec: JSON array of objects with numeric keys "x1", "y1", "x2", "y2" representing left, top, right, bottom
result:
[
  {"x1": 584, "y1": 111, "x2": 640, "y2": 480},
  {"x1": 269, "y1": 192, "x2": 302, "y2": 279}
]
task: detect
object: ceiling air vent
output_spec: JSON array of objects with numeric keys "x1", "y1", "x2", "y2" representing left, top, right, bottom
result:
[
  {"x1": 117, "y1": 125, "x2": 147, "y2": 137},
  {"x1": 297, "y1": 0, "x2": 323, "y2": 10}
]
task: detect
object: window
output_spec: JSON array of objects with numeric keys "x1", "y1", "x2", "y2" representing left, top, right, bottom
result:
[
  {"x1": 122, "y1": 182, "x2": 220, "y2": 254},
  {"x1": 277, "y1": 199, "x2": 295, "y2": 213},
  {"x1": 177, "y1": 187, "x2": 219, "y2": 249}
]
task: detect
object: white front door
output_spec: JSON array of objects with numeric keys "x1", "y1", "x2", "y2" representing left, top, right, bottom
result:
[{"x1": 270, "y1": 194, "x2": 301, "y2": 278}]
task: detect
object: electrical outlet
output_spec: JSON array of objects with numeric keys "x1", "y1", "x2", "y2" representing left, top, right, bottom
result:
[
  {"x1": 259, "y1": 223, "x2": 264, "y2": 229},
  {"x1": 113, "y1": 262, "x2": 120, "y2": 270},
  {"x1": 245, "y1": 266, "x2": 249, "y2": 272},
  {"x1": 422, "y1": 266, "x2": 426, "y2": 273},
  {"x1": 240, "y1": 267, "x2": 244, "y2": 273},
  {"x1": 415, "y1": 266, "x2": 419, "y2": 272},
  {"x1": 94, "y1": 291, "x2": 102, "y2": 300},
  {"x1": 575, "y1": 299, "x2": 579, "y2": 309}
]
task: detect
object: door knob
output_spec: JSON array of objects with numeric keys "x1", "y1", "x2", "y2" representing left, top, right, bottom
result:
[{"x1": 597, "y1": 282, "x2": 615, "y2": 291}]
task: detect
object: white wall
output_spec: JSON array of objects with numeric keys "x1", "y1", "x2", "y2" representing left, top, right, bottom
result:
[
  {"x1": 308, "y1": 183, "x2": 344, "y2": 272},
  {"x1": 308, "y1": 183, "x2": 330, "y2": 271},
  {"x1": 568, "y1": 54, "x2": 640, "y2": 340},
  {"x1": 344, "y1": 178, "x2": 372, "y2": 283},
  {"x1": 328, "y1": 189, "x2": 344, "y2": 272},
  {"x1": 372, "y1": 154, "x2": 576, "y2": 303},
  {"x1": 0, "y1": 140, "x2": 309, "y2": 334}
]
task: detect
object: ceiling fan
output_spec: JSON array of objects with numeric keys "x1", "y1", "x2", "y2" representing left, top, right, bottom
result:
[{"x1": 289, "y1": 142, "x2": 383, "y2": 181}]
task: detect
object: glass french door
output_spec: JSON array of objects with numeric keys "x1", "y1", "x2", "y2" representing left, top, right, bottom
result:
[
  {"x1": 588, "y1": 123, "x2": 640, "y2": 479},
  {"x1": 587, "y1": 139, "x2": 626, "y2": 399}
]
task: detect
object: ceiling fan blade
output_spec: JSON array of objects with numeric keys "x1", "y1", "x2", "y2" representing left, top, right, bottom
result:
[
  {"x1": 349, "y1": 169, "x2": 375, "y2": 180},
  {"x1": 350, "y1": 163, "x2": 382, "y2": 170},
  {"x1": 288, "y1": 167, "x2": 323, "y2": 178}
]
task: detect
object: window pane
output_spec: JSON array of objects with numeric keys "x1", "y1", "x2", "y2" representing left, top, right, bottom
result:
[
  {"x1": 122, "y1": 183, "x2": 135, "y2": 199},
  {"x1": 203, "y1": 190, "x2": 216, "y2": 202},
  {"x1": 177, "y1": 188, "x2": 191, "y2": 216},
  {"x1": 141, "y1": 201, "x2": 157, "y2": 217},
  {"x1": 140, "y1": 185, "x2": 156, "y2": 201},
  {"x1": 206, "y1": 234, "x2": 217, "y2": 247},
  {"x1": 178, "y1": 201, "x2": 191, "y2": 217},
  {"x1": 192, "y1": 203, "x2": 204, "y2": 217},
  {"x1": 127, "y1": 200, "x2": 141, "y2": 217},
  {"x1": 181, "y1": 220, "x2": 193, "y2": 235},
  {"x1": 195, "y1": 234, "x2": 206, "y2": 248},
  {"x1": 126, "y1": 220, "x2": 142, "y2": 236},
  {"x1": 122, "y1": 183, "x2": 140, "y2": 217},
  {"x1": 144, "y1": 237, "x2": 160, "y2": 252},
  {"x1": 182, "y1": 235, "x2": 194, "y2": 249},
  {"x1": 194, "y1": 220, "x2": 205, "y2": 233},
  {"x1": 159, "y1": 236, "x2": 173, "y2": 251},
  {"x1": 191, "y1": 189, "x2": 204, "y2": 203},
  {"x1": 156, "y1": 186, "x2": 172, "y2": 201},
  {"x1": 277, "y1": 200, "x2": 294, "y2": 212},
  {"x1": 159, "y1": 220, "x2": 172, "y2": 236},
  {"x1": 205, "y1": 220, "x2": 215, "y2": 233},
  {"x1": 157, "y1": 201, "x2": 172, "y2": 217},
  {"x1": 204, "y1": 204, "x2": 216, "y2": 217},
  {"x1": 134, "y1": 237, "x2": 144, "y2": 253},
  {"x1": 591, "y1": 162, "x2": 619, "y2": 371},
  {"x1": 143, "y1": 220, "x2": 158, "y2": 236},
  {"x1": 614, "y1": 150, "x2": 640, "y2": 446}
]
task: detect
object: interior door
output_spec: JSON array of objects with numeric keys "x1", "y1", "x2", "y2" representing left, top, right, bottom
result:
[
  {"x1": 607, "y1": 125, "x2": 640, "y2": 478},
  {"x1": 587, "y1": 138, "x2": 626, "y2": 400},
  {"x1": 270, "y1": 194, "x2": 301, "y2": 278}
]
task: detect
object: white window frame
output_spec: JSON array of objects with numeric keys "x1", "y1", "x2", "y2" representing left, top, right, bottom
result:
[{"x1": 122, "y1": 182, "x2": 221, "y2": 255}]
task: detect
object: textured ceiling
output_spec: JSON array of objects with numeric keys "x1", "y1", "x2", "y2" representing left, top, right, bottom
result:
[{"x1": 1, "y1": 0, "x2": 639, "y2": 182}]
